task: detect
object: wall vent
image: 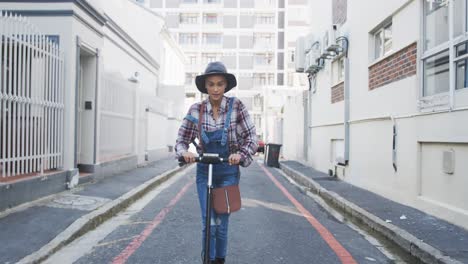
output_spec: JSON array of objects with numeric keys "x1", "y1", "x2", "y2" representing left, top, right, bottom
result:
[{"x1": 442, "y1": 149, "x2": 455, "y2": 174}]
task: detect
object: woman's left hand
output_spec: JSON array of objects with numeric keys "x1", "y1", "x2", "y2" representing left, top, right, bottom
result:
[{"x1": 228, "y1": 153, "x2": 242, "y2": 165}]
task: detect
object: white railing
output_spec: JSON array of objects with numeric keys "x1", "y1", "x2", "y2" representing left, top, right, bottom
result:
[
  {"x1": 0, "y1": 12, "x2": 65, "y2": 178},
  {"x1": 99, "y1": 73, "x2": 136, "y2": 162}
]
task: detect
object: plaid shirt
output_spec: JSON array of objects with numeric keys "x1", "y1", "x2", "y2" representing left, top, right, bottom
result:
[{"x1": 175, "y1": 96, "x2": 258, "y2": 167}]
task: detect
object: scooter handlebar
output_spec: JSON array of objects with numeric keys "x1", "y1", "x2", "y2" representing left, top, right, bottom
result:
[{"x1": 178, "y1": 154, "x2": 228, "y2": 167}]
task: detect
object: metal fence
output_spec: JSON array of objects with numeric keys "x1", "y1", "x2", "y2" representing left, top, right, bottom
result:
[{"x1": 0, "y1": 12, "x2": 65, "y2": 178}]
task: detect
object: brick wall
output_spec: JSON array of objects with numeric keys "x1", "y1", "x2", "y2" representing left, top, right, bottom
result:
[
  {"x1": 369, "y1": 42, "x2": 417, "y2": 91},
  {"x1": 331, "y1": 81, "x2": 344, "y2": 103}
]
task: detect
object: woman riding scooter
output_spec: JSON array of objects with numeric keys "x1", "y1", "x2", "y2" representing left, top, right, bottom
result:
[{"x1": 175, "y1": 61, "x2": 258, "y2": 264}]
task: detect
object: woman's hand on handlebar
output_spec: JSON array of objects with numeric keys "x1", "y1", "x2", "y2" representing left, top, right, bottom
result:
[
  {"x1": 182, "y1": 151, "x2": 197, "y2": 163},
  {"x1": 228, "y1": 153, "x2": 242, "y2": 165}
]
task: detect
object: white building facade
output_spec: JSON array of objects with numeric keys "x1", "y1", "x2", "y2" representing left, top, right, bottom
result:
[
  {"x1": 0, "y1": 0, "x2": 185, "y2": 209},
  {"x1": 149, "y1": 0, "x2": 309, "y2": 142},
  {"x1": 285, "y1": 0, "x2": 468, "y2": 230}
]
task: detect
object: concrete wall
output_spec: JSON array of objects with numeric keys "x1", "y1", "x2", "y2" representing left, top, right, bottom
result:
[{"x1": 282, "y1": 93, "x2": 304, "y2": 161}]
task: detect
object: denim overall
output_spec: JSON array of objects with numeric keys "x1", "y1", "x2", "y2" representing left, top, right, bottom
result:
[{"x1": 189, "y1": 99, "x2": 239, "y2": 261}]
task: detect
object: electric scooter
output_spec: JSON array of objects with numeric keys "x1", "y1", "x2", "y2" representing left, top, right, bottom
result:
[{"x1": 179, "y1": 153, "x2": 228, "y2": 264}]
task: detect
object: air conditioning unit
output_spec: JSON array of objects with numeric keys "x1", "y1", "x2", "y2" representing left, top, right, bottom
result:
[
  {"x1": 320, "y1": 25, "x2": 339, "y2": 59},
  {"x1": 295, "y1": 36, "x2": 306, "y2": 72},
  {"x1": 305, "y1": 45, "x2": 322, "y2": 74},
  {"x1": 303, "y1": 34, "x2": 322, "y2": 74}
]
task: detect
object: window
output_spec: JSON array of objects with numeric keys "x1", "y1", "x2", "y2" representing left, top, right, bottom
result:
[
  {"x1": 180, "y1": 13, "x2": 198, "y2": 24},
  {"x1": 179, "y1": 33, "x2": 198, "y2": 45},
  {"x1": 205, "y1": 0, "x2": 221, "y2": 3},
  {"x1": 182, "y1": 0, "x2": 197, "y2": 3},
  {"x1": 253, "y1": 73, "x2": 274, "y2": 85},
  {"x1": 253, "y1": 114, "x2": 262, "y2": 130},
  {"x1": 287, "y1": 72, "x2": 294, "y2": 86},
  {"x1": 257, "y1": 0, "x2": 274, "y2": 6},
  {"x1": 374, "y1": 22, "x2": 393, "y2": 59},
  {"x1": 422, "y1": 0, "x2": 468, "y2": 98},
  {"x1": 289, "y1": 50, "x2": 295, "y2": 63},
  {"x1": 254, "y1": 33, "x2": 274, "y2": 48},
  {"x1": 268, "y1": 73, "x2": 274, "y2": 84},
  {"x1": 424, "y1": 0, "x2": 449, "y2": 51},
  {"x1": 332, "y1": 57, "x2": 345, "y2": 85},
  {"x1": 299, "y1": 73, "x2": 307, "y2": 86},
  {"x1": 254, "y1": 53, "x2": 273, "y2": 65},
  {"x1": 185, "y1": 73, "x2": 197, "y2": 85},
  {"x1": 203, "y1": 33, "x2": 222, "y2": 45},
  {"x1": 454, "y1": 0, "x2": 467, "y2": 37},
  {"x1": 256, "y1": 14, "x2": 274, "y2": 25},
  {"x1": 423, "y1": 50, "x2": 450, "y2": 96},
  {"x1": 203, "y1": 13, "x2": 219, "y2": 24},
  {"x1": 254, "y1": 73, "x2": 267, "y2": 86},
  {"x1": 202, "y1": 53, "x2": 218, "y2": 64},
  {"x1": 187, "y1": 54, "x2": 197, "y2": 65},
  {"x1": 254, "y1": 95, "x2": 264, "y2": 108},
  {"x1": 456, "y1": 42, "x2": 468, "y2": 90}
]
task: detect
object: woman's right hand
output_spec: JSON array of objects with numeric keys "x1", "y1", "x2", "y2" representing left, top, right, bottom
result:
[{"x1": 182, "y1": 151, "x2": 196, "y2": 163}]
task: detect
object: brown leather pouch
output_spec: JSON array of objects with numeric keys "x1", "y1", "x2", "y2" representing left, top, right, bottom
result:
[{"x1": 212, "y1": 185, "x2": 241, "y2": 214}]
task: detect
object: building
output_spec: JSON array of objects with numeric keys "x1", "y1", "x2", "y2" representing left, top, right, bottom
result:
[
  {"x1": 0, "y1": 0, "x2": 186, "y2": 210},
  {"x1": 284, "y1": 0, "x2": 468, "y2": 230},
  {"x1": 149, "y1": 0, "x2": 309, "y2": 142}
]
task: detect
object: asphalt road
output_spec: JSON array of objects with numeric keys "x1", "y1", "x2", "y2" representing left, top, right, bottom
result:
[{"x1": 51, "y1": 159, "x2": 392, "y2": 264}]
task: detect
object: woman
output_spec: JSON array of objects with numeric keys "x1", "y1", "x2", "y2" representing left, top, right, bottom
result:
[{"x1": 175, "y1": 61, "x2": 258, "y2": 264}]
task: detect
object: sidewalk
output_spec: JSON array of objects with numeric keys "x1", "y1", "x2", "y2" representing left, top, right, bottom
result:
[
  {"x1": 0, "y1": 157, "x2": 184, "y2": 264},
  {"x1": 280, "y1": 160, "x2": 468, "y2": 264}
]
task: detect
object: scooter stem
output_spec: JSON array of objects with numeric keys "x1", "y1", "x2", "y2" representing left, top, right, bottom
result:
[{"x1": 204, "y1": 163, "x2": 213, "y2": 264}]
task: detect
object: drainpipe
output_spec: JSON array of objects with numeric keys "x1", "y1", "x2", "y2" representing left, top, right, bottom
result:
[
  {"x1": 74, "y1": 36, "x2": 81, "y2": 168},
  {"x1": 306, "y1": 73, "x2": 314, "y2": 162},
  {"x1": 391, "y1": 116, "x2": 397, "y2": 172},
  {"x1": 93, "y1": 49, "x2": 100, "y2": 165},
  {"x1": 337, "y1": 36, "x2": 350, "y2": 165}
]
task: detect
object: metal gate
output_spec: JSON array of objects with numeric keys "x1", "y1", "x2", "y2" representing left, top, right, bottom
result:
[{"x1": 0, "y1": 12, "x2": 65, "y2": 179}]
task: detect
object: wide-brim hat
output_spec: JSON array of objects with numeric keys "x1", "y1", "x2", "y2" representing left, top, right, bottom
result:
[{"x1": 195, "y1": 61, "x2": 237, "y2": 94}]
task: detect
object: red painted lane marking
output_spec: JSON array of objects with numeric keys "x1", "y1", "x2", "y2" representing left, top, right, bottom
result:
[
  {"x1": 259, "y1": 164, "x2": 358, "y2": 264},
  {"x1": 112, "y1": 180, "x2": 194, "y2": 264}
]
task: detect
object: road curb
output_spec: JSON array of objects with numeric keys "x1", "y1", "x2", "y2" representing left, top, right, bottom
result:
[
  {"x1": 279, "y1": 162, "x2": 462, "y2": 264},
  {"x1": 18, "y1": 164, "x2": 190, "y2": 264}
]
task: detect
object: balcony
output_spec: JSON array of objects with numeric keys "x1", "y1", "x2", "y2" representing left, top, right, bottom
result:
[
  {"x1": 179, "y1": 22, "x2": 200, "y2": 29},
  {"x1": 185, "y1": 64, "x2": 203, "y2": 73},
  {"x1": 253, "y1": 63, "x2": 275, "y2": 71},
  {"x1": 202, "y1": 22, "x2": 223, "y2": 29},
  {"x1": 202, "y1": 0, "x2": 223, "y2": 9},
  {"x1": 253, "y1": 41, "x2": 274, "y2": 51},
  {"x1": 180, "y1": 0, "x2": 199, "y2": 8},
  {"x1": 254, "y1": 22, "x2": 275, "y2": 30}
]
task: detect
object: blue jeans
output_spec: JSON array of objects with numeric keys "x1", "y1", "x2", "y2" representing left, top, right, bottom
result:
[{"x1": 196, "y1": 165, "x2": 239, "y2": 260}]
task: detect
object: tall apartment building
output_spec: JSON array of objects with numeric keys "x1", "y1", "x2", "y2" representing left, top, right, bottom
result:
[{"x1": 149, "y1": 0, "x2": 309, "y2": 141}]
